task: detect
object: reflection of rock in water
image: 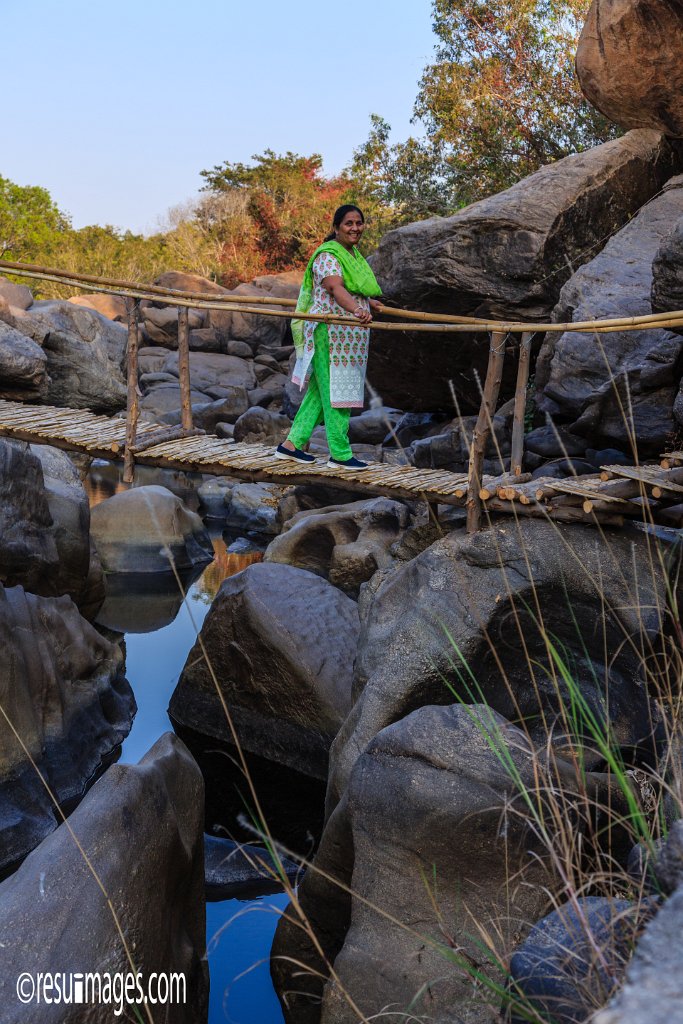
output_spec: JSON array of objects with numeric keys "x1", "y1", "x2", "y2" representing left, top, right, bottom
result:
[
  {"x1": 174, "y1": 723, "x2": 326, "y2": 860},
  {"x1": 95, "y1": 564, "x2": 206, "y2": 633},
  {"x1": 85, "y1": 459, "x2": 205, "y2": 512}
]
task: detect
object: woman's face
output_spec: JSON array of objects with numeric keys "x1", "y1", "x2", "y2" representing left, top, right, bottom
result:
[{"x1": 335, "y1": 211, "x2": 365, "y2": 248}]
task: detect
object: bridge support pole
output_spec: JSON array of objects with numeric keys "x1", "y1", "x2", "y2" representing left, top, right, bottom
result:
[
  {"x1": 466, "y1": 331, "x2": 507, "y2": 533},
  {"x1": 510, "y1": 331, "x2": 533, "y2": 477},
  {"x1": 123, "y1": 299, "x2": 140, "y2": 484},
  {"x1": 177, "y1": 307, "x2": 193, "y2": 431}
]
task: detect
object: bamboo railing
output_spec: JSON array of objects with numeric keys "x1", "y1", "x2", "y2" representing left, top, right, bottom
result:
[{"x1": 2, "y1": 257, "x2": 682, "y2": 528}]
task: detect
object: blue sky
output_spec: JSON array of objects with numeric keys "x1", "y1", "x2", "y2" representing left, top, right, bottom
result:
[{"x1": 3, "y1": 0, "x2": 435, "y2": 234}]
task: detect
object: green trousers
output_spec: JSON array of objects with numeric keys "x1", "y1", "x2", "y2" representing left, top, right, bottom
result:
[{"x1": 288, "y1": 325, "x2": 353, "y2": 461}]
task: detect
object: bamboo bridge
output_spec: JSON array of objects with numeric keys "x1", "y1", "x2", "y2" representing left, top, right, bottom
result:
[{"x1": 1, "y1": 257, "x2": 683, "y2": 533}]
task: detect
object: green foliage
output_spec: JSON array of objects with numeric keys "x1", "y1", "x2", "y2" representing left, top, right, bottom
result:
[
  {"x1": 0, "y1": 175, "x2": 71, "y2": 262},
  {"x1": 352, "y1": 0, "x2": 620, "y2": 219}
]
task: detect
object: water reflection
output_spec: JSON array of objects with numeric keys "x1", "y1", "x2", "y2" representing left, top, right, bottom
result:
[{"x1": 86, "y1": 459, "x2": 205, "y2": 512}]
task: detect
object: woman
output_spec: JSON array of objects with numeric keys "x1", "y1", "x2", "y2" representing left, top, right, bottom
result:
[{"x1": 275, "y1": 204, "x2": 383, "y2": 471}]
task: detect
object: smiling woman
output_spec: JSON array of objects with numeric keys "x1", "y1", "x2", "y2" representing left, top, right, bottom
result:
[{"x1": 275, "y1": 204, "x2": 383, "y2": 471}]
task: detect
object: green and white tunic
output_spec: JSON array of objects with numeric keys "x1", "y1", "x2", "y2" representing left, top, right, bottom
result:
[{"x1": 291, "y1": 250, "x2": 371, "y2": 409}]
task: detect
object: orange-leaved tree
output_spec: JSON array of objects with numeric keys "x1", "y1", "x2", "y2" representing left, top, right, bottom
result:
[{"x1": 199, "y1": 150, "x2": 353, "y2": 286}]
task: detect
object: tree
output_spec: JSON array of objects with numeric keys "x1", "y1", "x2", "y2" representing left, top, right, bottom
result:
[
  {"x1": 0, "y1": 176, "x2": 71, "y2": 262},
  {"x1": 199, "y1": 150, "x2": 351, "y2": 283},
  {"x1": 415, "y1": 0, "x2": 619, "y2": 202},
  {"x1": 351, "y1": 0, "x2": 619, "y2": 221}
]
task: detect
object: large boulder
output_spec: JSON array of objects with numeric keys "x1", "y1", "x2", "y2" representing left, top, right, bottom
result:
[
  {"x1": 68, "y1": 292, "x2": 127, "y2": 321},
  {"x1": 328, "y1": 520, "x2": 665, "y2": 810},
  {"x1": 0, "y1": 320, "x2": 47, "y2": 401},
  {"x1": 265, "y1": 498, "x2": 412, "y2": 592},
  {"x1": 273, "y1": 706, "x2": 551, "y2": 1024},
  {"x1": 29, "y1": 444, "x2": 102, "y2": 611},
  {"x1": 0, "y1": 732, "x2": 208, "y2": 1023},
  {"x1": 209, "y1": 282, "x2": 289, "y2": 350},
  {"x1": 576, "y1": 0, "x2": 683, "y2": 137},
  {"x1": 652, "y1": 219, "x2": 683, "y2": 323},
  {"x1": 139, "y1": 383, "x2": 212, "y2": 420},
  {"x1": 536, "y1": 175, "x2": 683, "y2": 453},
  {"x1": 0, "y1": 275, "x2": 33, "y2": 310},
  {"x1": 11, "y1": 301, "x2": 127, "y2": 412},
  {"x1": 90, "y1": 485, "x2": 214, "y2": 573},
  {"x1": 0, "y1": 439, "x2": 101, "y2": 613},
  {"x1": 162, "y1": 349, "x2": 256, "y2": 393},
  {"x1": 232, "y1": 406, "x2": 292, "y2": 445},
  {"x1": 0, "y1": 582, "x2": 135, "y2": 873},
  {"x1": 225, "y1": 481, "x2": 287, "y2": 535},
  {"x1": 169, "y1": 563, "x2": 360, "y2": 778},
  {"x1": 367, "y1": 131, "x2": 681, "y2": 411},
  {"x1": 509, "y1": 897, "x2": 651, "y2": 1024},
  {"x1": 0, "y1": 439, "x2": 59, "y2": 595},
  {"x1": 594, "y1": 884, "x2": 683, "y2": 1024}
]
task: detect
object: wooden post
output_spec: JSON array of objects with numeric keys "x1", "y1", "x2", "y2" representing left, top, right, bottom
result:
[
  {"x1": 123, "y1": 298, "x2": 140, "y2": 484},
  {"x1": 466, "y1": 331, "x2": 507, "y2": 533},
  {"x1": 510, "y1": 331, "x2": 533, "y2": 477},
  {"x1": 177, "y1": 306, "x2": 193, "y2": 431}
]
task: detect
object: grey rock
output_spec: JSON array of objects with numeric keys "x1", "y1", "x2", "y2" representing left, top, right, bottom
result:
[
  {"x1": 509, "y1": 897, "x2": 652, "y2": 1024},
  {"x1": 91, "y1": 485, "x2": 214, "y2": 573},
  {"x1": 273, "y1": 706, "x2": 550, "y2": 1024},
  {"x1": 11, "y1": 301, "x2": 127, "y2": 413},
  {"x1": 210, "y1": 282, "x2": 288, "y2": 349},
  {"x1": 190, "y1": 392, "x2": 250, "y2": 430},
  {"x1": 0, "y1": 320, "x2": 47, "y2": 401},
  {"x1": 652, "y1": 220, "x2": 683, "y2": 328},
  {"x1": 162, "y1": 349, "x2": 256, "y2": 392},
  {"x1": 227, "y1": 482, "x2": 286, "y2": 535},
  {"x1": 227, "y1": 339, "x2": 254, "y2": 358},
  {"x1": 169, "y1": 562, "x2": 359, "y2": 777},
  {"x1": 385, "y1": 411, "x2": 449, "y2": 447},
  {"x1": 367, "y1": 131, "x2": 682, "y2": 411},
  {"x1": 525, "y1": 424, "x2": 587, "y2": 458},
  {"x1": 30, "y1": 444, "x2": 102, "y2": 613},
  {"x1": 0, "y1": 732, "x2": 208, "y2": 1023},
  {"x1": 139, "y1": 385, "x2": 211, "y2": 419},
  {"x1": 197, "y1": 477, "x2": 235, "y2": 519},
  {"x1": 537, "y1": 176, "x2": 683, "y2": 454},
  {"x1": 328, "y1": 521, "x2": 666, "y2": 811},
  {"x1": 204, "y1": 834, "x2": 299, "y2": 899},
  {"x1": 654, "y1": 820, "x2": 683, "y2": 895},
  {"x1": 412, "y1": 414, "x2": 510, "y2": 469},
  {"x1": 215, "y1": 421, "x2": 235, "y2": 439},
  {"x1": 266, "y1": 497, "x2": 412, "y2": 592},
  {"x1": 586, "y1": 448, "x2": 634, "y2": 469},
  {"x1": 0, "y1": 439, "x2": 59, "y2": 594},
  {"x1": 530, "y1": 457, "x2": 598, "y2": 479},
  {"x1": 0, "y1": 275, "x2": 32, "y2": 310},
  {"x1": 593, "y1": 887, "x2": 683, "y2": 1024},
  {"x1": 232, "y1": 406, "x2": 291, "y2": 444},
  {"x1": 0, "y1": 582, "x2": 135, "y2": 873},
  {"x1": 138, "y1": 345, "x2": 172, "y2": 375},
  {"x1": 347, "y1": 407, "x2": 402, "y2": 445},
  {"x1": 189, "y1": 327, "x2": 222, "y2": 351}
]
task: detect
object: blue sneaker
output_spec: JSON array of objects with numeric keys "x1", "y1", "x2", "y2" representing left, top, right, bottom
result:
[
  {"x1": 326, "y1": 456, "x2": 370, "y2": 471},
  {"x1": 275, "y1": 443, "x2": 315, "y2": 464}
]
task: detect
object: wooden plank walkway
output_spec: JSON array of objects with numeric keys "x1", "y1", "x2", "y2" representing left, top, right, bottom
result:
[{"x1": 0, "y1": 399, "x2": 681, "y2": 527}]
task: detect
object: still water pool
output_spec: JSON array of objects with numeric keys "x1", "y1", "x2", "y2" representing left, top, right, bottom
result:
[
  {"x1": 87, "y1": 463, "x2": 296, "y2": 1023},
  {"x1": 114, "y1": 573, "x2": 287, "y2": 1024}
]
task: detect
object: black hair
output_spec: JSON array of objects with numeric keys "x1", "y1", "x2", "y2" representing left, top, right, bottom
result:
[{"x1": 324, "y1": 204, "x2": 365, "y2": 242}]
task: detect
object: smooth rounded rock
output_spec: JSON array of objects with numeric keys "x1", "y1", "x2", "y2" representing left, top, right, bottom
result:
[
  {"x1": 91, "y1": 485, "x2": 214, "y2": 573},
  {"x1": 169, "y1": 562, "x2": 360, "y2": 777}
]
